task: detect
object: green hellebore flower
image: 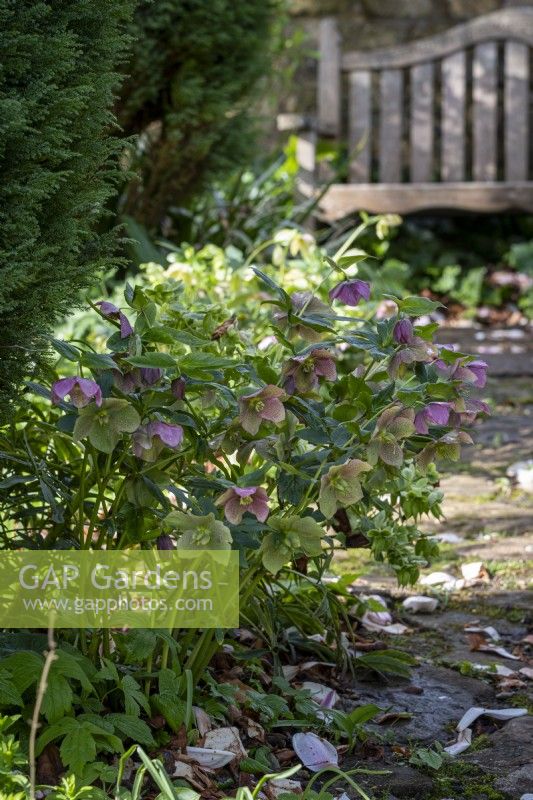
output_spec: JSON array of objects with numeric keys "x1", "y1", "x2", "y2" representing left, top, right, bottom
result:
[
  {"x1": 164, "y1": 511, "x2": 232, "y2": 550},
  {"x1": 261, "y1": 515, "x2": 325, "y2": 574},
  {"x1": 73, "y1": 398, "x2": 141, "y2": 453},
  {"x1": 368, "y1": 405, "x2": 416, "y2": 467},
  {"x1": 318, "y1": 459, "x2": 371, "y2": 518}
]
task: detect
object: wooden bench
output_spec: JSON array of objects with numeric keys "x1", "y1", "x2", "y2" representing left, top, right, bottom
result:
[{"x1": 295, "y1": 8, "x2": 533, "y2": 220}]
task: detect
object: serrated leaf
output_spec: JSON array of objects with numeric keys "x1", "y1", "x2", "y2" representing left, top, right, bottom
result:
[
  {"x1": 81, "y1": 352, "x2": 118, "y2": 372},
  {"x1": 121, "y1": 674, "x2": 150, "y2": 716},
  {"x1": 151, "y1": 694, "x2": 186, "y2": 732},
  {"x1": 50, "y1": 338, "x2": 80, "y2": 362},
  {"x1": 0, "y1": 670, "x2": 23, "y2": 707},
  {"x1": 0, "y1": 652, "x2": 43, "y2": 692},
  {"x1": 126, "y1": 353, "x2": 176, "y2": 369},
  {"x1": 36, "y1": 716, "x2": 78, "y2": 755},
  {"x1": 399, "y1": 296, "x2": 442, "y2": 316},
  {"x1": 60, "y1": 725, "x2": 96, "y2": 776},
  {"x1": 252, "y1": 268, "x2": 291, "y2": 306},
  {"x1": 107, "y1": 713, "x2": 154, "y2": 746},
  {"x1": 41, "y1": 672, "x2": 73, "y2": 723},
  {"x1": 123, "y1": 630, "x2": 157, "y2": 663},
  {"x1": 179, "y1": 352, "x2": 236, "y2": 373}
]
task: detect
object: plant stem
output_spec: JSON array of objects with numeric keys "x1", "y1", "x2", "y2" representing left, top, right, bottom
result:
[{"x1": 29, "y1": 627, "x2": 57, "y2": 800}]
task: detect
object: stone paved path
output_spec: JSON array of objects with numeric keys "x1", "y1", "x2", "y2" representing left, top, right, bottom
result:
[{"x1": 334, "y1": 326, "x2": 533, "y2": 800}]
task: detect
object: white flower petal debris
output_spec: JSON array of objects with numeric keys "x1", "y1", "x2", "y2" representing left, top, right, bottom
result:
[
  {"x1": 402, "y1": 595, "x2": 438, "y2": 613},
  {"x1": 444, "y1": 706, "x2": 528, "y2": 757},
  {"x1": 292, "y1": 732, "x2": 338, "y2": 772},
  {"x1": 185, "y1": 746, "x2": 236, "y2": 768}
]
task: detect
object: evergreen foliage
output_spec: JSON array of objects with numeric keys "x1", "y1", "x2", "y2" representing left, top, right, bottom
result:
[
  {"x1": 0, "y1": 0, "x2": 135, "y2": 418},
  {"x1": 118, "y1": 0, "x2": 278, "y2": 231}
]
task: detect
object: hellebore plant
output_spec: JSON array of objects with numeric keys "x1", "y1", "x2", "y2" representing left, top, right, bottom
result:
[{"x1": 0, "y1": 219, "x2": 489, "y2": 682}]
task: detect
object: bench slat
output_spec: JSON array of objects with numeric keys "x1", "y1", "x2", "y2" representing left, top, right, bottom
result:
[
  {"x1": 441, "y1": 51, "x2": 466, "y2": 182},
  {"x1": 349, "y1": 70, "x2": 372, "y2": 182},
  {"x1": 379, "y1": 69, "x2": 403, "y2": 182},
  {"x1": 505, "y1": 42, "x2": 529, "y2": 181},
  {"x1": 410, "y1": 62, "x2": 434, "y2": 182},
  {"x1": 319, "y1": 182, "x2": 533, "y2": 219},
  {"x1": 318, "y1": 17, "x2": 341, "y2": 137},
  {"x1": 473, "y1": 42, "x2": 498, "y2": 181}
]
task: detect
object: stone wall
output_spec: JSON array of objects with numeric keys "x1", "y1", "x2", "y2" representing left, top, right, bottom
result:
[{"x1": 282, "y1": 0, "x2": 532, "y2": 115}]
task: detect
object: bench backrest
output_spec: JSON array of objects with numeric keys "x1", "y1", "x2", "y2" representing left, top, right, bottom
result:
[{"x1": 318, "y1": 8, "x2": 533, "y2": 184}]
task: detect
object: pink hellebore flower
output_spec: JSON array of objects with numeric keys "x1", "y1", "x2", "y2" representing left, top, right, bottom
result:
[
  {"x1": 329, "y1": 279, "x2": 370, "y2": 307},
  {"x1": 393, "y1": 318, "x2": 414, "y2": 344},
  {"x1": 273, "y1": 292, "x2": 331, "y2": 342},
  {"x1": 51, "y1": 377, "x2": 102, "y2": 408},
  {"x1": 156, "y1": 534, "x2": 175, "y2": 550},
  {"x1": 140, "y1": 367, "x2": 163, "y2": 386},
  {"x1": 414, "y1": 402, "x2": 452, "y2": 434},
  {"x1": 133, "y1": 421, "x2": 183, "y2": 462},
  {"x1": 449, "y1": 398, "x2": 490, "y2": 426},
  {"x1": 453, "y1": 359, "x2": 488, "y2": 388},
  {"x1": 238, "y1": 385, "x2": 286, "y2": 435},
  {"x1": 282, "y1": 349, "x2": 337, "y2": 395},
  {"x1": 216, "y1": 486, "x2": 269, "y2": 525},
  {"x1": 171, "y1": 377, "x2": 186, "y2": 400},
  {"x1": 98, "y1": 301, "x2": 133, "y2": 338}
]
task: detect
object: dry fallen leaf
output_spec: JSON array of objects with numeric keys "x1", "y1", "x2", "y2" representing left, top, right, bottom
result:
[
  {"x1": 193, "y1": 706, "x2": 212, "y2": 737},
  {"x1": 376, "y1": 711, "x2": 412, "y2": 725},
  {"x1": 204, "y1": 726, "x2": 247, "y2": 759},
  {"x1": 246, "y1": 717, "x2": 266, "y2": 742},
  {"x1": 269, "y1": 778, "x2": 302, "y2": 797}
]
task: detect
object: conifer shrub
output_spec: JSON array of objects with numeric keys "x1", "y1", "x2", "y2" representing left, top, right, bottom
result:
[{"x1": 0, "y1": 0, "x2": 135, "y2": 418}]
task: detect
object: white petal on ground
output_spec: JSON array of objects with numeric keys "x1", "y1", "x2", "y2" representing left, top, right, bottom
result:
[
  {"x1": 185, "y1": 746, "x2": 236, "y2": 768},
  {"x1": 301, "y1": 681, "x2": 339, "y2": 708},
  {"x1": 461, "y1": 562, "x2": 487, "y2": 581},
  {"x1": 444, "y1": 727, "x2": 472, "y2": 756},
  {"x1": 464, "y1": 625, "x2": 500, "y2": 641},
  {"x1": 292, "y1": 732, "x2": 338, "y2": 772},
  {"x1": 362, "y1": 616, "x2": 409, "y2": 634},
  {"x1": 468, "y1": 664, "x2": 515, "y2": 676},
  {"x1": 456, "y1": 706, "x2": 528, "y2": 732},
  {"x1": 402, "y1": 595, "x2": 438, "y2": 613},
  {"x1": 419, "y1": 571, "x2": 457, "y2": 588},
  {"x1": 434, "y1": 531, "x2": 463, "y2": 543},
  {"x1": 477, "y1": 643, "x2": 521, "y2": 660},
  {"x1": 282, "y1": 661, "x2": 336, "y2": 680}
]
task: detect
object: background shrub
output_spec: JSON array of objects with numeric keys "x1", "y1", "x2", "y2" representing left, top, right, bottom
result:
[
  {"x1": 117, "y1": 0, "x2": 279, "y2": 233},
  {"x1": 0, "y1": 0, "x2": 135, "y2": 419}
]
